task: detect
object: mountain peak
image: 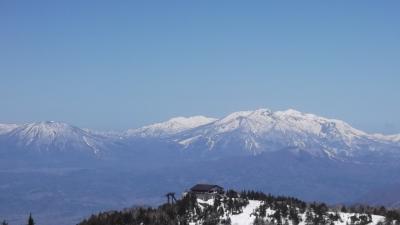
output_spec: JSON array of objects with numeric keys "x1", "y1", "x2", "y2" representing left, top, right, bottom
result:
[
  {"x1": 17, "y1": 121, "x2": 81, "y2": 138},
  {"x1": 4, "y1": 121, "x2": 107, "y2": 153},
  {"x1": 2, "y1": 108, "x2": 399, "y2": 159},
  {"x1": 167, "y1": 115, "x2": 217, "y2": 125},
  {"x1": 280, "y1": 108, "x2": 303, "y2": 115},
  {"x1": 172, "y1": 108, "x2": 399, "y2": 158},
  {"x1": 252, "y1": 108, "x2": 273, "y2": 113},
  {"x1": 127, "y1": 115, "x2": 217, "y2": 137}
]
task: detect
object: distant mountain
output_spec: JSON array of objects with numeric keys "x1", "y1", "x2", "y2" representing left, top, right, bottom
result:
[
  {"x1": 134, "y1": 108, "x2": 400, "y2": 161},
  {"x1": 1, "y1": 109, "x2": 399, "y2": 160},
  {"x1": 0, "y1": 123, "x2": 18, "y2": 135},
  {"x1": 372, "y1": 133, "x2": 400, "y2": 143},
  {"x1": 0, "y1": 121, "x2": 112, "y2": 154},
  {"x1": 126, "y1": 116, "x2": 217, "y2": 138}
]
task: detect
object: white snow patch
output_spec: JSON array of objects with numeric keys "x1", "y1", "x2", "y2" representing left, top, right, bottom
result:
[
  {"x1": 0, "y1": 123, "x2": 19, "y2": 135},
  {"x1": 230, "y1": 200, "x2": 261, "y2": 225},
  {"x1": 178, "y1": 135, "x2": 202, "y2": 148},
  {"x1": 127, "y1": 116, "x2": 217, "y2": 137}
]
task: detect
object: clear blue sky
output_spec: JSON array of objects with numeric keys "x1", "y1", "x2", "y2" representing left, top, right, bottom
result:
[{"x1": 1, "y1": 1, "x2": 399, "y2": 133}]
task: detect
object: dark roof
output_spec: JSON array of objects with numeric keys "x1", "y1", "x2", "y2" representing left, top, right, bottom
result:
[{"x1": 190, "y1": 184, "x2": 223, "y2": 192}]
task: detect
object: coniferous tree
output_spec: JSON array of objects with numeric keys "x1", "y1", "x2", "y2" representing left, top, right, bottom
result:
[
  {"x1": 28, "y1": 213, "x2": 35, "y2": 225},
  {"x1": 76, "y1": 189, "x2": 400, "y2": 225},
  {"x1": 305, "y1": 211, "x2": 314, "y2": 225},
  {"x1": 289, "y1": 207, "x2": 300, "y2": 225},
  {"x1": 1, "y1": 220, "x2": 8, "y2": 225},
  {"x1": 220, "y1": 217, "x2": 231, "y2": 225},
  {"x1": 254, "y1": 216, "x2": 269, "y2": 225}
]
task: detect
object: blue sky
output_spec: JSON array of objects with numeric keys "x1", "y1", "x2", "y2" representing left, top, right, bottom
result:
[{"x1": 0, "y1": 1, "x2": 399, "y2": 133}]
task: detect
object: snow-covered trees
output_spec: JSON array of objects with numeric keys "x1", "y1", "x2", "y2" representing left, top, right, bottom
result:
[{"x1": 77, "y1": 190, "x2": 399, "y2": 225}]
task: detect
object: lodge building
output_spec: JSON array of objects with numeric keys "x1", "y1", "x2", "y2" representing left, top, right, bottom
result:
[{"x1": 189, "y1": 184, "x2": 224, "y2": 200}]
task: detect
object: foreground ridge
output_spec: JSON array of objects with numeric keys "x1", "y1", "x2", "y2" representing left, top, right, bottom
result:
[{"x1": 78, "y1": 189, "x2": 400, "y2": 225}]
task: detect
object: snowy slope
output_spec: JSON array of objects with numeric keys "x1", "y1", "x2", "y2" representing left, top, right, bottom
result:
[
  {"x1": 372, "y1": 133, "x2": 400, "y2": 143},
  {"x1": 126, "y1": 116, "x2": 217, "y2": 137},
  {"x1": 230, "y1": 200, "x2": 261, "y2": 225},
  {"x1": 170, "y1": 108, "x2": 400, "y2": 159},
  {"x1": 1, "y1": 121, "x2": 110, "y2": 154},
  {"x1": 0, "y1": 123, "x2": 18, "y2": 135},
  {"x1": 196, "y1": 198, "x2": 386, "y2": 225}
]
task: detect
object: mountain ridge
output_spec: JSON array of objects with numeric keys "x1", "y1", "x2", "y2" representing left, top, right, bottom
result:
[
  {"x1": 126, "y1": 115, "x2": 217, "y2": 138},
  {"x1": 168, "y1": 108, "x2": 400, "y2": 160},
  {"x1": 1, "y1": 108, "x2": 399, "y2": 159}
]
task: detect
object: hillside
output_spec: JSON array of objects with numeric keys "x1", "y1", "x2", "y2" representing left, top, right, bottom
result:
[{"x1": 78, "y1": 190, "x2": 400, "y2": 225}]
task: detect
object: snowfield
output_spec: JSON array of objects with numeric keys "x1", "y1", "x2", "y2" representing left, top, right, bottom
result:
[
  {"x1": 126, "y1": 116, "x2": 217, "y2": 137},
  {"x1": 230, "y1": 200, "x2": 261, "y2": 225},
  {"x1": 194, "y1": 198, "x2": 386, "y2": 225}
]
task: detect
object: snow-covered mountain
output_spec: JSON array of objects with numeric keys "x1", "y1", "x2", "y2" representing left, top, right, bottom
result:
[
  {"x1": 133, "y1": 108, "x2": 400, "y2": 160},
  {"x1": 0, "y1": 123, "x2": 19, "y2": 135},
  {"x1": 1, "y1": 108, "x2": 399, "y2": 160},
  {"x1": 126, "y1": 116, "x2": 217, "y2": 137},
  {"x1": 372, "y1": 133, "x2": 400, "y2": 143},
  {"x1": 0, "y1": 121, "x2": 111, "y2": 154}
]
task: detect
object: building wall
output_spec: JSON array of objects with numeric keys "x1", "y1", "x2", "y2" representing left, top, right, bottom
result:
[{"x1": 193, "y1": 192, "x2": 219, "y2": 201}]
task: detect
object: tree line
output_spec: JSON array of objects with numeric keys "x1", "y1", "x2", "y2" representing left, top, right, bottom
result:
[
  {"x1": 4, "y1": 190, "x2": 400, "y2": 225},
  {"x1": 2, "y1": 213, "x2": 35, "y2": 225}
]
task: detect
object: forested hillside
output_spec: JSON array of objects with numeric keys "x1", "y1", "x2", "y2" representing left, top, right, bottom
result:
[{"x1": 78, "y1": 190, "x2": 400, "y2": 225}]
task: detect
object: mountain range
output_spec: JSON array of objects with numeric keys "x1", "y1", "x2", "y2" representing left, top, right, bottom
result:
[
  {"x1": 2, "y1": 108, "x2": 399, "y2": 159},
  {"x1": 1, "y1": 108, "x2": 400, "y2": 225}
]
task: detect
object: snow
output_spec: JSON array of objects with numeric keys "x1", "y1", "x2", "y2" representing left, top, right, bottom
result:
[
  {"x1": 2, "y1": 107, "x2": 400, "y2": 158},
  {"x1": 82, "y1": 136, "x2": 100, "y2": 154},
  {"x1": 197, "y1": 198, "x2": 215, "y2": 206},
  {"x1": 4, "y1": 121, "x2": 109, "y2": 154},
  {"x1": 230, "y1": 200, "x2": 261, "y2": 225},
  {"x1": 0, "y1": 123, "x2": 18, "y2": 135},
  {"x1": 372, "y1": 133, "x2": 400, "y2": 143},
  {"x1": 178, "y1": 135, "x2": 202, "y2": 148},
  {"x1": 168, "y1": 108, "x2": 400, "y2": 158},
  {"x1": 127, "y1": 116, "x2": 217, "y2": 137},
  {"x1": 194, "y1": 198, "x2": 262, "y2": 225},
  {"x1": 197, "y1": 199, "x2": 386, "y2": 225},
  {"x1": 331, "y1": 212, "x2": 385, "y2": 225}
]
